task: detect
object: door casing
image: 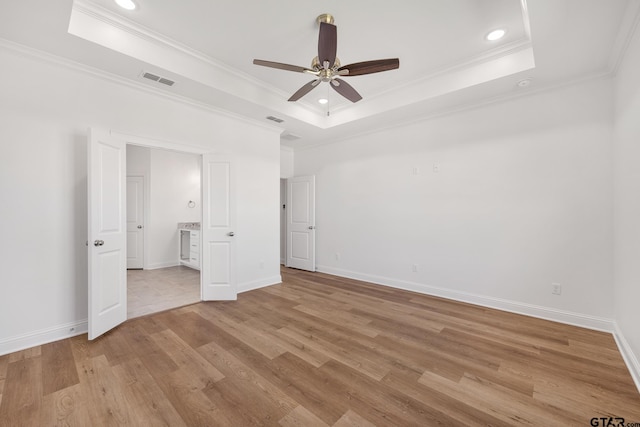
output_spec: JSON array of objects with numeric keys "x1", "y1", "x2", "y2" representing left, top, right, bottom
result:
[{"x1": 89, "y1": 129, "x2": 237, "y2": 339}]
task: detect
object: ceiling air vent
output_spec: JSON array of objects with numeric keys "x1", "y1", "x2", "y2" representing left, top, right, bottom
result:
[
  {"x1": 158, "y1": 78, "x2": 175, "y2": 86},
  {"x1": 141, "y1": 71, "x2": 175, "y2": 87},
  {"x1": 266, "y1": 116, "x2": 284, "y2": 123}
]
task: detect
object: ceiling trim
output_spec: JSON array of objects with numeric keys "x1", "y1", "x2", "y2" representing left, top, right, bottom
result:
[
  {"x1": 294, "y1": 71, "x2": 613, "y2": 153},
  {"x1": 0, "y1": 36, "x2": 282, "y2": 135},
  {"x1": 325, "y1": 45, "x2": 535, "y2": 128},
  {"x1": 70, "y1": 0, "x2": 326, "y2": 128},
  {"x1": 69, "y1": 0, "x2": 536, "y2": 132}
]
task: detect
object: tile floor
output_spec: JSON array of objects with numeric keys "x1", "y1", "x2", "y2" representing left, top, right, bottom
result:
[{"x1": 127, "y1": 265, "x2": 200, "y2": 319}]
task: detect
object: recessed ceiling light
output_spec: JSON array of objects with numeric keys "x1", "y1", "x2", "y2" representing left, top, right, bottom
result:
[
  {"x1": 115, "y1": 0, "x2": 136, "y2": 10},
  {"x1": 486, "y1": 29, "x2": 506, "y2": 41},
  {"x1": 318, "y1": 98, "x2": 328, "y2": 105}
]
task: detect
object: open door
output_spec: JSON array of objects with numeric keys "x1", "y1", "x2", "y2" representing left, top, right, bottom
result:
[
  {"x1": 286, "y1": 175, "x2": 316, "y2": 271},
  {"x1": 87, "y1": 128, "x2": 127, "y2": 339},
  {"x1": 201, "y1": 154, "x2": 237, "y2": 300}
]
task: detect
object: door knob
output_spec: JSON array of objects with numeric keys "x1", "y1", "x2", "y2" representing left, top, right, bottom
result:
[
  {"x1": 227, "y1": 232, "x2": 235, "y2": 237},
  {"x1": 308, "y1": 226, "x2": 316, "y2": 230},
  {"x1": 137, "y1": 225, "x2": 143, "y2": 229},
  {"x1": 94, "y1": 240, "x2": 104, "y2": 247}
]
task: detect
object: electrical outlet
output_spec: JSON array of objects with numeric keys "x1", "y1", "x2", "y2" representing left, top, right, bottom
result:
[
  {"x1": 412, "y1": 264, "x2": 418, "y2": 272},
  {"x1": 433, "y1": 163, "x2": 440, "y2": 173},
  {"x1": 335, "y1": 252, "x2": 341, "y2": 261},
  {"x1": 552, "y1": 283, "x2": 562, "y2": 295},
  {"x1": 412, "y1": 167, "x2": 420, "y2": 175}
]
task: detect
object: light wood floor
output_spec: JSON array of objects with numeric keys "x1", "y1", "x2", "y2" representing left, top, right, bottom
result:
[
  {"x1": 1, "y1": 268, "x2": 639, "y2": 426},
  {"x1": 127, "y1": 265, "x2": 200, "y2": 319}
]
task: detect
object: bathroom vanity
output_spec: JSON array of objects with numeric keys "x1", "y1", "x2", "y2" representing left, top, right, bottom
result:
[{"x1": 178, "y1": 222, "x2": 200, "y2": 270}]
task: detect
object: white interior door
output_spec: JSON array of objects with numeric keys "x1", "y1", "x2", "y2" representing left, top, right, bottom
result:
[
  {"x1": 201, "y1": 154, "x2": 236, "y2": 300},
  {"x1": 88, "y1": 128, "x2": 127, "y2": 340},
  {"x1": 126, "y1": 176, "x2": 144, "y2": 269},
  {"x1": 286, "y1": 175, "x2": 316, "y2": 271}
]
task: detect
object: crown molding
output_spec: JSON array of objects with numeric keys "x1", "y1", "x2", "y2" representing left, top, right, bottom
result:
[
  {"x1": 0, "y1": 37, "x2": 281, "y2": 134},
  {"x1": 73, "y1": 0, "x2": 290, "y2": 101},
  {"x1": 294, "y1": 70, "x2": 612, "y2": 153},
  {"x1": 70, "y1": 0, "x2": 536, "y2": 132}
]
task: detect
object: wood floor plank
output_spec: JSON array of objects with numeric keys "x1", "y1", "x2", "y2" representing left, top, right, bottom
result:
[
  {"x1": 0, "y1": 357, "x2": 42, "y2": 427},
  {"x1": 381, "y1": 365, "x2": 513, "y2": 427},
  {"x1": 154, "y1": 368, "x2": 231, "y2": 426},
  {"x1": 39, "y1": 383, "x2": 92, "y2": 426},
  {"x1": 320, "y1": 359, "x2": 463, "y2": 426},
  {"x1": 266, "y1": 352, "x2": 352, "y2": 425},
  {"x1": 110, "y1": 357, "x2": 187, "y2": 426},
  {"x1": 7, "y1": 346, "x2": 41, "y2": 363},
  {"x1": 243, "y1": 317, "x2": 331, "y2": 368},
  {"x1": 279, "y1": 405, "x2": 329, "y2": 427},
  {"x1": 197, "y1": 340, "x2": 299, "y2": 415},
  {"x1": 332, "y1": 409, "x2": 376, "y2": 427},
  {"x1": 154, "y1": 310, "x2": 220, "y2": 349},
  {"x1": 76, "y1": 354, "x2": 137, "y2": 425},
  {"x1": 292, "y1": 304, "x2": 380, "y2": 338},
  {"x1": 121, "y1": 323, "x2": 180, "y2": 378},
  {"x1": 197, "y1": 307, "x2": 288, "y2": 360},
  {"x1": 418, "y1": 369, "x2": 583, "y2": 426},
  {"x1": 41, "y1": 339, "x2": 80, "y2": 396},
  {"x1": 278, "y1": 324, "x2": 389, "y2": 381},
  {"x1": 1, "y1": 266, "x2": 638, "y2": 425},
  {"x1": 151, "y1": 329, "x2": 225, "y2": 386},
  {"x1": 0, "y1": 354, "x2": 8, "y2": 407}
]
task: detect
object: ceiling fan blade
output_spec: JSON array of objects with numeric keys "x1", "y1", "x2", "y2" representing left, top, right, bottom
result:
[
  {"x1": 330, "y1": 78, "x2": 362, "y2": 103},
  {"x1": 253, "y1": 59, "x2": 318, "y2": 74},
  {"x1": 338, "y1": 58, "x2": 400, "y2": 76},
  {"x1": 288, "y1": 79, "x2": 321, "y2": 102},
  {"x1": 318, "y1": 22, "x2": 337, "y2": 68}
]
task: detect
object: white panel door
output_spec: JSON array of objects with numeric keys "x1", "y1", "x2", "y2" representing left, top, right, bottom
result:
[
  {"x1": 286, "y1": 176, "x2": 315, "y2": 271},
  {"x1": 201, "y1": 154, "x2": 236, "y2": 300},
  {"x1": 88, "y1": 128, "x2": 127, "y2": 340},
  {"x1": 126, "y1": 176, "x2": 144, "y2": 269}
]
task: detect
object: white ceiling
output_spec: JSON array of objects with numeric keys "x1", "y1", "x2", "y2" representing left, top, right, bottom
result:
[{"x1": 0, "y1": 0, "x2": 637, "y2": 149}]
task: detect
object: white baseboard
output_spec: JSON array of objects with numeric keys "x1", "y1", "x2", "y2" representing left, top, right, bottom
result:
[
  {"x1": 0, "y1": 320, "x2": 88, "y2": 356},
  {"x1": 613, "y1": 322, "x2": 640, "y2": 393},
  {"x1": 239, "y1": 275, "x2": 282, "y2": 294},
  {"x1": 316, "y1": 265, "x2": 615, "y2": 332}
]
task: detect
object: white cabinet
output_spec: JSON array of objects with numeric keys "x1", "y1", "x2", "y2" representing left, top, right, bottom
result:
[{"x1": 179, "y1": 229, "x2": 200, "y2": 270}]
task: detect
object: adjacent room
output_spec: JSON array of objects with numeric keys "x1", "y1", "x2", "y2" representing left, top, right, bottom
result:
[
  {"x1": 125, "y1": 144, "x2": 202, "y2": 318},
  {"x1": 1, "y1": 0, "x2": 639, "y2": 425}
]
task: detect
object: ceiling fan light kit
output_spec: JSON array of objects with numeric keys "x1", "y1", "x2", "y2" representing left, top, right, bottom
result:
[{"x1": 253, "y1": 14, "x2": 399, "y2": 103}]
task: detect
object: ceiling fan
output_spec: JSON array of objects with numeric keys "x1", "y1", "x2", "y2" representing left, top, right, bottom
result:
[{"x1": 253, "y1": 14, "x2": 399, "y2": 103}]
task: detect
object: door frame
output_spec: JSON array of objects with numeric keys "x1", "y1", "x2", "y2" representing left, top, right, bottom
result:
[{"x1": 93, "y1": 131, "x2": 235, "y2": 331}]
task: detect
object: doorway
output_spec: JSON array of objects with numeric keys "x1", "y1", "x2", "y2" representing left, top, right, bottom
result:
[
  {"x1": 281, "y1": 175, "x2": 316, "y2": 272},
  {"x1": 125, "y1": 144, "x2": 201, "y2": 318},
  {"x1": 88, "y1": 129, "x2": 238, "y2": 339},
  {"x1": 280, "y1": 178, "x2": 286, "y2": 265}
]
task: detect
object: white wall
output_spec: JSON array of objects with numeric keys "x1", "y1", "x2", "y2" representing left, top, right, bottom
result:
[
  {"x1": 149, "y1": 148, "x2": 201, "y2": 268},
  {"x1": 127, "y1": 145, "x2": 201, "y2": 269},
  {"x1": 280, "y1": 146, "x2": 294, "y2": 178},
  {"x1": 295, "y1": 78, "x2": 614, "y2": 328},
  {"x1": 613, "y1": 20, "x2": 640, "y2": 387},
  {"x1": 0, "y1": 44, "x2": 281, "y2": 354}
]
